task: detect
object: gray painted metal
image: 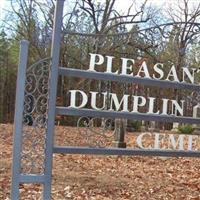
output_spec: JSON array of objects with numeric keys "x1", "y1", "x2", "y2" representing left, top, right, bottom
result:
[
  {"x1": 43, "y1": 0, "x2": 65, "y2": 199},
  {"x1": 11, "y1": 40, "x2": 29, "y2": 200},
  {"x1": 53, "y1": 146, "x2": 200, "y2": 157},
  {"x1": 56, "y1": 107, "x2": 200, "y2": 125},
  {"x1": 58, "y1": 67, "x2": 200, "y2": 91},
  {"x1": 19, "y1": 175, "x2": 46, "y2": 183}
]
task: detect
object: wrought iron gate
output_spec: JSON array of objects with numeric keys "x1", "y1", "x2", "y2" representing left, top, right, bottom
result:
[{"x1": 11, "y1": 0, "x2": 200, "y2": 199}]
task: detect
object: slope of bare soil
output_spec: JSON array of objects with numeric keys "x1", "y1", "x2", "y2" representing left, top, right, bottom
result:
[{"x1": 0, "y1": 124, "x2": 200, "y2": 200}]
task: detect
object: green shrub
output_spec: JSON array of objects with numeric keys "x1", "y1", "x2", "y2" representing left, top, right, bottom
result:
[{"x1": 178, "y1": 124, "x2": 194, "y2": 134}]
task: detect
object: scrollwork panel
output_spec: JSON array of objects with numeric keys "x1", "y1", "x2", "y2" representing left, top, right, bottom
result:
[{"x1": 20, "y1": 58, "x2": 50, "y2": 175}]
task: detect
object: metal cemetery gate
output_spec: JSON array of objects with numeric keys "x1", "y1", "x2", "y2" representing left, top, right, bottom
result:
[{"x1": 11, "y1": 0, "x2": 200, "y2": 199}]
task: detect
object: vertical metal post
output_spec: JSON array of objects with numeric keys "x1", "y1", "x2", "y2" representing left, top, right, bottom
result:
[
  {"x1": 11, "y1": 40, "x2": 29, "y2": 200},
  {"x1": 43, "y1": 0, "x2": 65, "y2": 199}
]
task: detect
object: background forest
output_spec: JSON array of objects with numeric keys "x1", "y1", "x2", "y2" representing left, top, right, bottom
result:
[{"x1": 0, "y1": 0, "x2": 200, "y2": 130}]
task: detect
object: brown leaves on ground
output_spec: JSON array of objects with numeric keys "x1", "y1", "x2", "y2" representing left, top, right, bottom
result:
[{"x1": 0, "y1": 124, "x2": 200, "y2": 200}]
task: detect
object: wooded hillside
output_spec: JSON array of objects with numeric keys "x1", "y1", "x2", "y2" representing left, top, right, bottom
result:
[{"x1": 0, "y1": 0, "x2": 200, "y2": 128}]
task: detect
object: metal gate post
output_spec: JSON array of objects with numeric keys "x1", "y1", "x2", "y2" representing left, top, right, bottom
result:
[
  {"x1": 11, "y1": 40, "x2": 29, "y2": 200},
  {"x1": 43, "y1": 0, "x2": 65, "y2": 199}
]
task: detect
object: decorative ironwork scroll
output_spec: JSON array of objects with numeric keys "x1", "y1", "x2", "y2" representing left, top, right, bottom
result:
[
  {"x1": 77, "y1": 117, "x2": 115, "y2": 147},
  {"x1": 20, "y1": 58, "x2": 51, "y2": 174}
]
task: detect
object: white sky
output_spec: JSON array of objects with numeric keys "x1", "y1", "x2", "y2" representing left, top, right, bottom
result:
[
  {"x1": 115, "y1": 0, "x2": 164, "y2": 11},
  {"x1": 0, "y1": 0, "x2": 8, "y2": 20},
  {"x1": 0, "y1": 0, "x2": 199, "y2": 22}
]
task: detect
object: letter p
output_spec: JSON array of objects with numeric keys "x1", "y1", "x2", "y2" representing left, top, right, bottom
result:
[{"x1": 89, "y1": 53, "x2": 104, "y2": 71}]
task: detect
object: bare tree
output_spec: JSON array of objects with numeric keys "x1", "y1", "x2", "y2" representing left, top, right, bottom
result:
[
  {"x1": 60, "y1": 0, "x2": 155, "y2": 145},
  {"x1": 166, "y1": 0, "x2": 200, "y2": 69}
]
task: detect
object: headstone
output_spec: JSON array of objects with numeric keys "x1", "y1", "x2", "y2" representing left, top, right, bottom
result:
[
  {"x1": 148, "y1": 121, "x2": 160, "y2": 132},
  {"x1": 193, "y1": 104, "x2": 200, "y2": 134},
  {"x1": 112, "y1": 118, "x2": 127, "y2": 148},
  {"x1": 171, "y1": 122, "x2": 179, "y2": 132},
  {"x1": 171, "y1": 103, "x2": 179, "y2": 131},
  {"x1": 140, "y1": 120, "x2": 146, "y2": 132}
]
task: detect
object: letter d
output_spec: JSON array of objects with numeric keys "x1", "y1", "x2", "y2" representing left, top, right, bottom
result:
[{"x1": 69, "y1": 90, "x2": 88, "y2": 108}]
